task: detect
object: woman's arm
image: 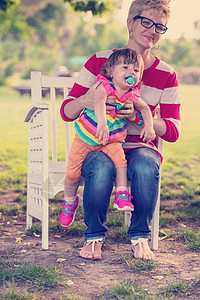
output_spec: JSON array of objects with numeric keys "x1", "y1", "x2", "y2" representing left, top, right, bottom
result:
[
  {"x1": 155, "y1": 69, "x2": 181, "y2": 142},
  {"x1": 63, "y1": 82, "x2": 100, "y2": 120},
  {"x1": 116, "y1": 99, "x2": 167, "y2": 138},
  {"x1": 153, "y1": 118, "x2": 166, "y2": 137},
  {"x1": 60, "y1": 51, "x2": 109, "y2": 122}
]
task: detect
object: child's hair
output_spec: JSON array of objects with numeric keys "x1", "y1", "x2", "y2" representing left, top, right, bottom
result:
[{"x1": 102, "y1": 48, "x2": 144, "y2": 86}]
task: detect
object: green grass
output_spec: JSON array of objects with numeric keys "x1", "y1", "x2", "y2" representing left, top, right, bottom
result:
[
  {"x1": 0, "y1": 282, "x2": 36, "y2": 300},
  {"x1": 104, "y1": 276, "x2": 200, "y2": 299},
  {"x1": 0, "y1": 87, "x2": 30, "y2": 194},
  {"x1": 60, "y1": 296, "x2": 86, "y2": 300},
  {"x1": 0, "y1": 86, "x2": 73, "y2": 194},
  {"x1": 0, "y1": 259, "x2": 62, "y2": 290},
  {"x1": 163, "y1": 84, "x2": 200, "y2": 158},
  {"x1": 175, "y1": 201, "x2": 200, "y2": 222},
  {"x1": 160, "y1": 84, "x2": 200, "y2": 200},
  {"x1": 179, "y1": 228, "x2": 200, "y2": 252},
  {"x1": 104, "y1": 279, "x2": 162, "y2": 299},
  {"x1": 159, "y1": 276, "x2": 200, "y2": 298},
  {"x1": 120, "y1": 254, "x2": 158, "y2": 271}
]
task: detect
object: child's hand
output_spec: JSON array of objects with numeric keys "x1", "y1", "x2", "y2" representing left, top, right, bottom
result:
[
  {"x1": 140, "y1": 127, "x2": 156, "y2": 143},
  {"x1": 95, "y1": 123, "x2": 109, "y2": 145}
]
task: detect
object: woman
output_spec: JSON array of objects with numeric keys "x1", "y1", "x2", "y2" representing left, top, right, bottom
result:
[{"x1": 60, "y1": 0, "x2": 181, "y2": 260}]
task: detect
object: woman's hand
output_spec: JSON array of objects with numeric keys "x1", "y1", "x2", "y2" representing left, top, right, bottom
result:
[
  {"x1": 79, "y1": 81, "x2": 101, "y2": 111},
  {"x1": 116, "y1": 99, "x2": 135, "y2": 120},
  {"x1": 64, "y1": 81, "x2": 100, "y2": 119},
  {"x1": 105, "y1": 95, "x2": 118, "y2": 112}
]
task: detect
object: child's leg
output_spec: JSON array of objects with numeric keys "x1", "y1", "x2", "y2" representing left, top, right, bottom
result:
[
  {"x1": 60, "y1": 136, "x2": 91, "y2": 227},
  {"x1": 101, "y1": 142, "x2": 127, "y2": 188},
  {"x1": 60, "y1": 182, "x2": 80, "y2": 227},
  {"x1": 60, "y1": 135, "x2": 101, "y2": 227},
  {"x1": 101, "y1": 142, "x2": 134, "y2": 211},
  {"x1": 115, "y1": 166, "x2": 128, "y2": 192},
  {"x1": 114, "y1": 167, "x2": 134, "y2": 211},
  {"x1": 65, "y1": 134, "x2": 96, "y2": 200},
  {"x1": 64, "y1": 180, "x2": 80, "y2": 204}
]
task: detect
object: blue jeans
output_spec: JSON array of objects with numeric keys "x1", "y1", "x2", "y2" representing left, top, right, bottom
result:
[{"x1": 81, "y1": 148, "x2": 161, "y2": 242}]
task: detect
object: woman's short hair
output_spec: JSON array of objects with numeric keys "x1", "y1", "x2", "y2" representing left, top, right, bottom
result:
[
  {"x1": 102, "y1": 48, "x2": 144, "y2": 85},
  {"x1": 127, "y1": 0, "x2": 171, "y2": 28}
]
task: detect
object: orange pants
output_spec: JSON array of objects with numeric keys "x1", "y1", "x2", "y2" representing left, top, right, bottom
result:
[{"x1": 66, "y1": 134, "x2": 127, "y2": 184}]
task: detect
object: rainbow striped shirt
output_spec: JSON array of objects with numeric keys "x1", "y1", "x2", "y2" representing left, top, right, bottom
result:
[{"x1": 75, "y1": 75, "x2": 140, "y2": 146}]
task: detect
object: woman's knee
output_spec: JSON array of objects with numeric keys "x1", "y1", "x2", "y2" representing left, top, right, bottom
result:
[
  {"x1": 82, "y1": 151, "x2": 115, "y2": 208},
  {"x1": 82, "y1": 151, "x2": 116, "y2": 181},
  {"x1": 127, "y1": 148, "x2": 160, "y2": 181}
]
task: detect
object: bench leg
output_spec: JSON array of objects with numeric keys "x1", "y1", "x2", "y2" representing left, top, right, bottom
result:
[
  {"x1": 150, "y1": 188, "x2": 160, "y2": 250},
  {"x1": 124, "y1": 211, "x2": 131, "y2": 226},
  {"x1": 27, "y1": 213, "x2": 32, "y2": 229},
  {"x1": 42, "y1": 219, "x2": 49, "y2": 250},
  {"x1": 42, "y1": 193, "x2": 49, "y2": 250}
]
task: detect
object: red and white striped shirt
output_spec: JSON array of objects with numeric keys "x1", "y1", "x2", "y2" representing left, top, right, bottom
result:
[{"x1": 60, "y1": 49, "x2": 181, "y2": 158}]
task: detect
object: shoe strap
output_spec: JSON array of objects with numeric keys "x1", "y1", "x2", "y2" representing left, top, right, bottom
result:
[
  {"x1": 85, "y1": 238, "x2": 104, "y2": 254},
  {"x1": 131, "y1": 238, "x2": 149, "y2": 245},
  {"x1": 60, "y1": 198, "x2": 77, "y2": 209},
  {"x1": 60, "y1": 203, "x2": 76, "y2": 215},
  {"x1": 131, "y1": 238, "x2": 149, "y2": 257},
  {"x1": 116, "y1": 190, "x2": 133, "y2": 201}
]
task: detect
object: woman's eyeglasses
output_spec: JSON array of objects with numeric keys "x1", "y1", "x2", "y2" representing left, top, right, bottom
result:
[{"x1": 134, "y1": 16, "x2": 168, "y2": 34}]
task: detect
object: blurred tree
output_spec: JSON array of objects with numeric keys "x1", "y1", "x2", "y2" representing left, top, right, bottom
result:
[
  {"x1": 60, "y1": 7, "x2": 127, "y2": 70},
  {"x1": 0, "y1": 0, "x2": 14, "y2": 12},
  {"x1": 20, "y1": 2, "x2": 69, "y2": 77},
  {"x1": 26, "y1": 2, "x2": 67, "y2": 43},
  {"x1": 170, "y1": 39, "x2": 193, "y2": 67},
  {"x1": 153, "y1": 37, "x2": 200, "y2": 70},
  {"x1": 0, "y1": 2, "x2": 29, "y2": 40},
  {"x1": 63, "y1": 0, "x2": 114, "y2": 15},
  {"x1": 0, "y1": 0, "x2": 31, "y2": 84}
]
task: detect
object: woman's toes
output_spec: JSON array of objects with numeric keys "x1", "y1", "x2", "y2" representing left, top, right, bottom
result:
[
  {"x1": 80, "y1": 244, "x2": 94, "y2": 259},
  {"x1": 132, "y1": 244, "x2": 142, "y2": 259},
  {"x1": 79, "y1": 242, "x2": 102, "y2": 259},
  {"x1": 93, "y1": 242, "x2": 102, "y2": 259},
  {"x1": 142, "y1": 243, "x2": 156, "y2": 260},
  {"x1": 132, "y1": 241, "x2": 156, "y2": 260}
]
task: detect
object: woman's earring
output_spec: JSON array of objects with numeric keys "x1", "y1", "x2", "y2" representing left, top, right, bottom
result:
[{"x1": 129, "y1": 30, "x2": 134, "y2": 39}]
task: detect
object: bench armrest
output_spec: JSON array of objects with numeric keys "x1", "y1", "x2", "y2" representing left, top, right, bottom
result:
[{"x1": 24, "y1": 103, "x2": 49, "y2": 122}]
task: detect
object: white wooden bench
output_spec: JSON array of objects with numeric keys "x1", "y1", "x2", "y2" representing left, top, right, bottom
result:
[{"x1": 24, "y1": 71, "x2": 162, "y2": 250}]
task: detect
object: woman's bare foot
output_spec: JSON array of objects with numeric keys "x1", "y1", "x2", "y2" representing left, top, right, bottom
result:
[
  {"x1": 132, "y1": 239, "x2": 156, "y2": 260},
  {"x1": 80, "y1": 241, "x2": 102, "y2": 260}
]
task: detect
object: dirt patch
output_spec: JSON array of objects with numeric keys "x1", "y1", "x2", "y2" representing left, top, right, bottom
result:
[{"x1": 0, "y1": 193, "x2": 200, "y2": 299}]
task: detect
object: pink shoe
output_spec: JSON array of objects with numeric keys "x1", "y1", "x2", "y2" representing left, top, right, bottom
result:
[
  {"x1": 114, "y1": 190, "x2": 134, "y2": 211},
  {"x1": 59, "y1": 196, "x2": 79, "y2": 227}
]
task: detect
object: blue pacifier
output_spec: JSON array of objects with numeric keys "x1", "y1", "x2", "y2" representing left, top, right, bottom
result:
[{"x1": 124, "y1": 76, "x2": 136, "y2": 85}]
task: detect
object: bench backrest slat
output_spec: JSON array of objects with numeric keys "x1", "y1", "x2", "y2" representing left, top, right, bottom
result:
[
  {"x1": 50, "y1": 87, "x2": 57, "y2": 162},
  {"x1": 31, "y1": 71, "x2": 76, "y2": 164}
]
